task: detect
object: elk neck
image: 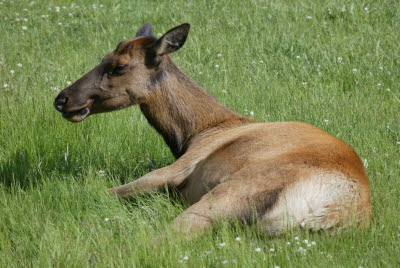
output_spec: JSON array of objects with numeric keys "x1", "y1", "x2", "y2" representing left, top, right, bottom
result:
[{"x1": 139, "y1": 58, "x2": 251, "y2": 158}]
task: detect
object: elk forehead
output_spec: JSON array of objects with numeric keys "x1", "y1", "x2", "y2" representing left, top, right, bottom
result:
[
  {"x1": 116, "y1": 37, "x2": 155, "y2": 55},
  {"x1": 102, "y1": 37, "x2": 156, "y2": 67}
]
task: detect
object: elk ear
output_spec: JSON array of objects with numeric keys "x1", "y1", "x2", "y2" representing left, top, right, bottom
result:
[
  {"x1": 136, "y1": 23, "x2": 155, "y2": 37},
  {"x1": 154, "y1": 23, "x2": 190, "y2": 56}
]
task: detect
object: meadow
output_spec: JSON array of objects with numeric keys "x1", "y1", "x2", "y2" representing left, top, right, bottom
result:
[{"x1": 1, "y1": 0, "x2": 399, "y2": 266}]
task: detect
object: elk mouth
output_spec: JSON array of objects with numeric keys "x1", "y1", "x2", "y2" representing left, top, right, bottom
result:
[{"x1": 62, "y1": 106, "x2": 90, "y2": 122}]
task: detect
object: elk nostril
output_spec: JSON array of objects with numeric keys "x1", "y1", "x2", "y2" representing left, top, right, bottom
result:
[{"x1": 55, "y1": 97, "x2": 68, "y2": 111}]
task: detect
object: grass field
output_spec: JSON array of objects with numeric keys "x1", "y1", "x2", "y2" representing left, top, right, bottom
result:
[{"x1": 1, "y1": 0, "x2": 400, "y2": 266}]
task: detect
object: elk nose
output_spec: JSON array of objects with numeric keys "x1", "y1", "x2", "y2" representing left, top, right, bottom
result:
[{"x1": 54, "y1": 96, "x2": 68, "y2": 111}]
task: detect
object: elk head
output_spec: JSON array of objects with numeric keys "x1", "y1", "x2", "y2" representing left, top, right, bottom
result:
[{"x1": 54, "y1": 23, "x2": 190, "y2": 122}]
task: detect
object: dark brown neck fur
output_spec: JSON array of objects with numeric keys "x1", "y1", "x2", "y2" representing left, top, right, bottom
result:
[{"x1": 140, "y1": 58, "x2": 251, "y2": 158}]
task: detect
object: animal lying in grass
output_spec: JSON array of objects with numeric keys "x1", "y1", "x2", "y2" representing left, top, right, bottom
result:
[{"x1": 54, "y1": 23, "x2": 371, "y2": 238}]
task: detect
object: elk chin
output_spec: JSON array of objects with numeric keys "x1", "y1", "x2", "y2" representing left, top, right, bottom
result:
[{"x1": 62, "y1": 107, "x2": 90, "y2": 122}]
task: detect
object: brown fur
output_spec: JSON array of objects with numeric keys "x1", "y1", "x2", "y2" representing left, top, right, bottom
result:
[{"x1": 54, "y1": 23, "x2": 371, "y2": 239}]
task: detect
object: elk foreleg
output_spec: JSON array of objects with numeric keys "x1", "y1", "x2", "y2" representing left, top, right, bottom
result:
[{"x1": 108, "y1": 162, "x2": 192, "y2": 199}]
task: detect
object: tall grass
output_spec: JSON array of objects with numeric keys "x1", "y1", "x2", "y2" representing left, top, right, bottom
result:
[{"x1": 1, "y1": 0, "x2": 399, "y2": 266}]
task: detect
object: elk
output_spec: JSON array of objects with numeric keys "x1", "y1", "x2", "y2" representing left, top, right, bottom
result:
[{"x1": 54, "y1": 23, "x2": 371, "y2": 238}]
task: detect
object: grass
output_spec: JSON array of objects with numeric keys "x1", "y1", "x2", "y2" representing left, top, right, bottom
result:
[{"x1": 1, "y1": 0, "x2": 399, "y2": 266}]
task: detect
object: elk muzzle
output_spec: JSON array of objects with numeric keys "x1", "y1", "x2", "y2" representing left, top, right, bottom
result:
[{"x1": 54, "y1": 90, "x2": 92, "y2": 123}]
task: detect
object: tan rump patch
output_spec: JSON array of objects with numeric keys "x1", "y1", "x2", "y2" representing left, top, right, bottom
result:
[{"x1": 261, "y1": 171, "x2": 365, "y2": 234}]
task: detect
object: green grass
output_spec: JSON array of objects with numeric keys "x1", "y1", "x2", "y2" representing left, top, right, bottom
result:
[{"x1": 1, "y1": 0, "x2": 399, "y2": 266}]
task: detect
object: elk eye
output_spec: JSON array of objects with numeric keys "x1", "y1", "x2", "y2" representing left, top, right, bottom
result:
[{"x1": 114, "y1": 64, "x2": 128, "y2": 74}]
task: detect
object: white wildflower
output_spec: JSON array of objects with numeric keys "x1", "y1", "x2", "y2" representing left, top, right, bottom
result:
[
  {"x1": 324, "y1": 119, "x2": 329, "y2": 124},
  {"x1": 183, "y1": 256, "x2": 188, "y2": 261},
  {"x1": 296, "y1": 56, "x2": 300, "y2": 59},
  {"x1": 222, "y1": 89, "x2": 227, "y2": 94},
  {"x1": 306, "y1": 16, "x2": 312, "y2": 19},
  {"x1": 337, "y1": 57, "x2": 342, "y2": 63},
  {"x1": 386, "y1": 88, "x2": 390, "y2": 92},
  {"x1": 17, "y1": 63, "x2": 22, "y2": 67},
  {"x1": 58, "y1": 22, "x2": 62, "y2": 26},
  {"x1": 67, "y1": 81, "x2": 72, "y2": 85},
  {"x1": 219, "y1": 242, "x2": 226, "y2": 247},
  {"x1": 259, "y1": 60, "x2": 263, "y2": 64},
  {"x1": 311, "y1": 241, "x2": 316, "y2": 246},
  {"x1": 99, "y1": 170, "x2": 105, "y2": 176},
  {"x1": 303, "y1": 239, "x2": 309, "y2": 244},
  {"x1": 215, "y1": 64, "x2": 219, "y2": 68},
  {"x1": 217, "y1": 53, "x2": 222, "y2": 57},
  {"x1": 287, "y1": 242, "x2": 291, "y2": 245},
  {"x1": 198, "y1": 71, "x2": 203, "y2": 75},
  {"x1": 250, "y1": 110, "x2": 254, "y2": 116},
  {"x1": 294, "y1": 236, "x2": 299, "y2": 240},
  {"x1": 298, "y1": 247, "x2": 306, "y2": 253},
  {"x1": 377, "y1": 83, "x2": 381, "y2": 88},
  {"x1": 363, "y1": 7, "x2": 369, "y2": 13},
  {"x1": 23, "y1": 18, "x2": 28, "y2": 22},
  {"x1": 222, "y1": 260, "x2": 228, "y2": 264},
  {"x1": 235, "y1": 237, "x2": 241, "y2": 241},
  {"x1": 269, "y1": 248, "x2": 275, "y2": 252},
  {"x1": 104, "y1": 217, "x2": 110, "y2": 222},
  {"x1": 22, "y1": 26, "x2": 27, "y2": 30},
  {"x1": 69, "y1": 13, "x2": 73, "y2": 17},
  {"x1": 3, "y1": 83, "x2": 9, "y2": 88},
  {"x1": 10, "y1": 70, "x2": 15, "y2": 75},
  {"x1": 352, "y1": 68, "x2": 357, "y2": 73},
  {"x1": 255, "y1": 248, "x2": 261, "y2": 252}
]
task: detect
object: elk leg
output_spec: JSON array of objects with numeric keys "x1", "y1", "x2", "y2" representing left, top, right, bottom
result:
[
  {"x1": 108, "y1": 163, "x2": 193, "y2": 199},
  {"x1": 166, "y1": 179, "x2": 272, "y2": 239}
]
